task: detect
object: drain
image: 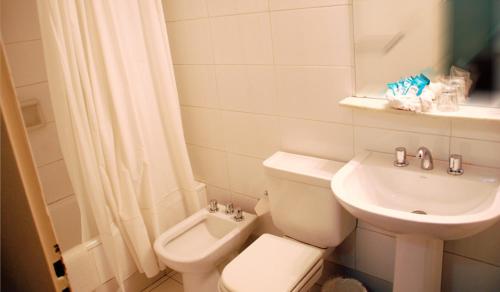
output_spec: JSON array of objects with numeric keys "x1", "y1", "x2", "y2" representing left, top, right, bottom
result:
[{"x1": 411, "y1": 210, "x2": 427, "y2": 215}]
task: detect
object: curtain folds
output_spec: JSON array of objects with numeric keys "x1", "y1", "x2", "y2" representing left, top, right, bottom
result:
[{"x1": 36, "y1": 0, "x2": 200, "y2": 285}]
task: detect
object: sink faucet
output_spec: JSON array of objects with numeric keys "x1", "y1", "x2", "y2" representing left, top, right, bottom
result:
[{"x1": 416, "y1": 147, "x2": 433, "y2": 170}]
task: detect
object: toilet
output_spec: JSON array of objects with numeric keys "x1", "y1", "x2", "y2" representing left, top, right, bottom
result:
[
  {"x1": 154, "y1": 207, "x2": 257, "y2": 292},
  {"x1": 219, "y1": 151, "x2": 356, "y2": 292}
]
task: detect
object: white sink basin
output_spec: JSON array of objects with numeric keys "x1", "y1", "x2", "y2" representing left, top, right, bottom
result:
[
  {"x1": 331, "y1": 151, "x2": 500, "y2": 292},
  {"x1": 331, "y1": 151, "x2": 500, "y2": 240}
]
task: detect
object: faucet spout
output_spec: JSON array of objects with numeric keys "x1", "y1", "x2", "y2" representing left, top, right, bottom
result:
[{"x1": 416, "y1": 147, "x2": 433, "y2": 170}]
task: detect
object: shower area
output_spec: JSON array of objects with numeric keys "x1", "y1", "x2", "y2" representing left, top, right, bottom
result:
[{"x1": 1, "y1": 0, "x2": 206, "y2": 290}]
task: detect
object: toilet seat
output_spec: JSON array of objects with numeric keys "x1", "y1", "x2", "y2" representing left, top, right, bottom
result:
[{"x1": 220, "y1": 234, "x2": 323, "y2": 292}]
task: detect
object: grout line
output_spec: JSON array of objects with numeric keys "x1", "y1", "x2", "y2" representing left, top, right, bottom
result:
[
  {"x1": 15, "y1": 80, "x2": 48, "y2": 89},
  {"x1": 193, "y1": 101, "x2": 458, "y2": 141},
  {"x1": 4, "y1": 38, "x2": 43, "y2": 45},
  {"x1": 202, "y1": 0, "x2": 221, "y2": 108},
  {"x1": 37, "y1": 158, "x2": 64, "y2": 168},
  {"x1": 173, "y1": 63, "x2": 354, "y2": 68},
  {"x1": 448, "y1": 134, "x2": 500, "y2": 145},
  {"x1": 166, "y1": 3, "x2": 352, "y2": 23},
  {"x1": 46, "y1": 193, "x2": 76, "y2": 206},
  {"x1": 448, "y1": 119, "x2": 452, "y2": 156},
  {"x1": 141, "y1": 274, "x2": 170, "y2": 292},
  {"x1": 169, "y1": 274, "x2": 183, "y2": 285},
  {"x1": 356, "y1": 223, "x2": 396, "y2": 238},
  {"x1": 186, "y1": 142, "x2": 264, "y2": 160},
  {"x1": 15, "y1": 80, "x2": 49, "y2": 89},
  {"x1": 443, "y1": 251, "x2": 500, "y2": 268},
  {"x1": 352, "y1": 123, "x2": 452, "y2": 139},
  {"x1": 181, "y1": 104, "x2": 354, "y2": 127}
]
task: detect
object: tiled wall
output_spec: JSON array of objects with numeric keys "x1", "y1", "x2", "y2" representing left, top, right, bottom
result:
[
  {"x1": 1, "y1": 0, "x2": 82, "y2": 251},
  {"x1": 163, "y1": 0, "x2": 500, "y2": 290}
]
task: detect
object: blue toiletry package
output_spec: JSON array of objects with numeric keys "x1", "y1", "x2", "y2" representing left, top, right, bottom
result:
[{"x1": 387, "y1": 74, "x2": 430, "y2": 96}]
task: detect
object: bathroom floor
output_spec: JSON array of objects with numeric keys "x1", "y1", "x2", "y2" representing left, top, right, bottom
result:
[
  {"x1": 142, "y1": 271, "x2": 325, "y2": 292},
  {"x1": 143, "y1": 271, "x2": 183, "y2": 292}
]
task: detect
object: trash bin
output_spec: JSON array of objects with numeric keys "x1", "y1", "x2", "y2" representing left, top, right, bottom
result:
[{"x1": 321, "y1": 277, "x2": 367, "y2": 292}]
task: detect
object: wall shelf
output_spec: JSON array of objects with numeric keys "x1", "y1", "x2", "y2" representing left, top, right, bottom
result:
[{"x1": 340, "y1": 96, "x2": 500, "y2": 122}]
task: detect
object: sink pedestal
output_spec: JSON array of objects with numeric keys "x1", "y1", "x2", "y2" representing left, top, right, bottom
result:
[{"x1": 393, "y1": 235, "x2": 443, "y2": 292}]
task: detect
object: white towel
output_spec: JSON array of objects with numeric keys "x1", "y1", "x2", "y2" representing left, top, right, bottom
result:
[{"x1": 385, "y1": 88, "x2": 435, "y2": 112}]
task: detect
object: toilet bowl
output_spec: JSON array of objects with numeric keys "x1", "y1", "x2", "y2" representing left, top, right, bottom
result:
[
  {"x1": 219, "y1": 234, "x2": 324, "y2": 292},
  {"x1": 218, "y1": 151, "x2": 356, "y2": 292},
  {"x1": 154, "y1": 208, "x2": 257, "y2": 292}
]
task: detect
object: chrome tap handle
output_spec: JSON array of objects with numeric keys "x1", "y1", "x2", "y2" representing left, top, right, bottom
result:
[
  {"x1": 208, "y1": 199, "x2": 218, "y2": 213},
  {"x1": 234, "y1": 207, "x2": 244, "y2": 222},
  {"x1": 447, "y1": 154, "x2": 464, "y2": 175},
  {"x1": 394, "y1": 147, "x2": 409, "y2": 167},
  {"x1": 225, "y1": 202, "x2": 234, "y2": 214}
]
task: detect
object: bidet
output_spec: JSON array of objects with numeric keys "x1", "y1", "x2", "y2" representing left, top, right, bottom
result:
[{"x1": 154, "y1": 206, "x2": 256, "y2": 292}]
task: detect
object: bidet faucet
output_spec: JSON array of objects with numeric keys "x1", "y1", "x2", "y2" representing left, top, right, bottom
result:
[
  {"x1": 234, "y1": 208, "x2": 244, "y2": 222},
  {"x1": 208, "y1": 199, "x2": 218, "y2": 213},
  {"x1": 416, "y1": 147, "x2": 433, "y2": 170},
  {"x1": 225, "y1": 202, "x2": 234, "y2": 214}
]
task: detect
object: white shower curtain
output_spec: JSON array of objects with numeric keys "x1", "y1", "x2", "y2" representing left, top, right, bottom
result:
[{"x1": 36, "y1": 0, "x2": 201, "y2": 284}]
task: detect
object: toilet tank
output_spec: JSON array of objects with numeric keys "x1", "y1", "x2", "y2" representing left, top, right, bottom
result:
[{"x1": 263, "y1": 152, "x2": 356, "y2": 248}]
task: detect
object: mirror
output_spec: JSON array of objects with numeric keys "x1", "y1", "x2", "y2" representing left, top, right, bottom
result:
[{"x1": 353, "y1": 0, "x2": 500, "y2": 108}]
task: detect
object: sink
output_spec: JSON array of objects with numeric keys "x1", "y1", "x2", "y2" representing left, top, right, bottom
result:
[
  {"x1": 331, "y1": 151, "x2": 500, "y2": 240},
  {"x1": 331, "y1": 151, "x2": 500, "y2": 292}
]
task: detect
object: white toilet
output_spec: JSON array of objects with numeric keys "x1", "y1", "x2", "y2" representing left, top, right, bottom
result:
[
  {"x1": 154, "y1": 207, "x2": 257, "y2": 292},
  {"x1": 219, "y1": 151, "x2": 356, "y2": 292}
]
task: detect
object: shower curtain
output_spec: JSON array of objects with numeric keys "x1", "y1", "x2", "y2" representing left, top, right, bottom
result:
[{"x1": 36, "y1": 0, "x2": 201, "y2": 284}]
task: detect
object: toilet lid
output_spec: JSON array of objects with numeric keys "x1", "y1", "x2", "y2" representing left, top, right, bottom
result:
[{"x1": 220, "y1": 234, "x2": 323, "y2": 292}]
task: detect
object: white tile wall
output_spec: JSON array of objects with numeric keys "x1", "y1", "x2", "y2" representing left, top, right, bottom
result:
[
  {"x1": 269, "y1": 0, "x2": 350, "y2": 11},
  {"x1": 167, "y1": 19, "x2": 214, "y2": 64},
  {"x1": 38, "y1": 160, "x2": 74, "y2": 204},
  {"x1": 181, "y1": 106, "x2": 225, "y2": 150},
  {"x1": 216, "y1": 65, "x2": 277, "y2": 114},
  {"x1": 162, "y1": 0, "x2": 208, "y2": 21},
  {"x1": 165, "y1": 0, "x2": 500, "y2": 287},
  {"x1": 227, "y1": 154, "x2": 267, "y2": 199},
  {"x1": 48, "y1": 195, "x2": 82, "y2": 251},
  {"x1": 230, "y1": 191, "x2": 259, "y2": 213},
  {"x1": 276, "y1": 66, "x2": 353, "y2": 123},
  {"x1": 271, "y1": 6, "x2": 353, "y2": 66},
  {"x1": 450, "y1": 137, "x2": 500, "y2": 169},
  {"x1": 187, "y1": 145, "x2": 230, "y2": 188},
  {"x1": 353, "y1": 109, "x2": 451, "y2": 136},
  {"x1": 354, "y1": 126, "x2": 450, "y2": 160},
  {"x1": 451, "y1": 119, "x2": 500, "y2": 142},
  {"x1": 210, "y1": 13, "x2": 273, "y2": 64},
  {"x1": 442, "y1": 252, "x2": 500, "y2": 292},
  {"x1": 2, "y1": 0, "x2": 82, "y2": 253},
  {"x1": 207, "y1": 0, "x2": 268, "y2": 16},
  {"x1": 355, "y1": 227, "x2": 396, "y2": 282},
  {"x1": 0, "y1": 0, "x2": 41, "y2": 43},
  {"x1": 206, "y1": 184, "x2": 232, "y2": 205},
  {"x1": 329, "y1": 229, "x2": 356, "y2": 269},
  {"x1": 222, "y1": 111, "x2": 280, "y2": 158},
  {"x1": 16, "y1": 82, "x2": 54, "y2": 122},
  {"x1": 445, "y1": 221, "x2": 500, "y2": 267},
  {"x1": 280, "y1": 117, "x2": 354, "y2": 161},
  {"x1": 175, "y1": 65, "x2": 219, "y2": 108},
  {"x1": 5, "y1": 40, "x2": 47, "y2": 86},
  {"x1": 27, "y1": 122, "x2": 64, "y2": 166}
]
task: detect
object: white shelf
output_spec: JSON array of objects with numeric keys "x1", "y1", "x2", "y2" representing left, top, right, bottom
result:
[{"x1": 340, "y1": 96, "x2": 500, "y2": 122}]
